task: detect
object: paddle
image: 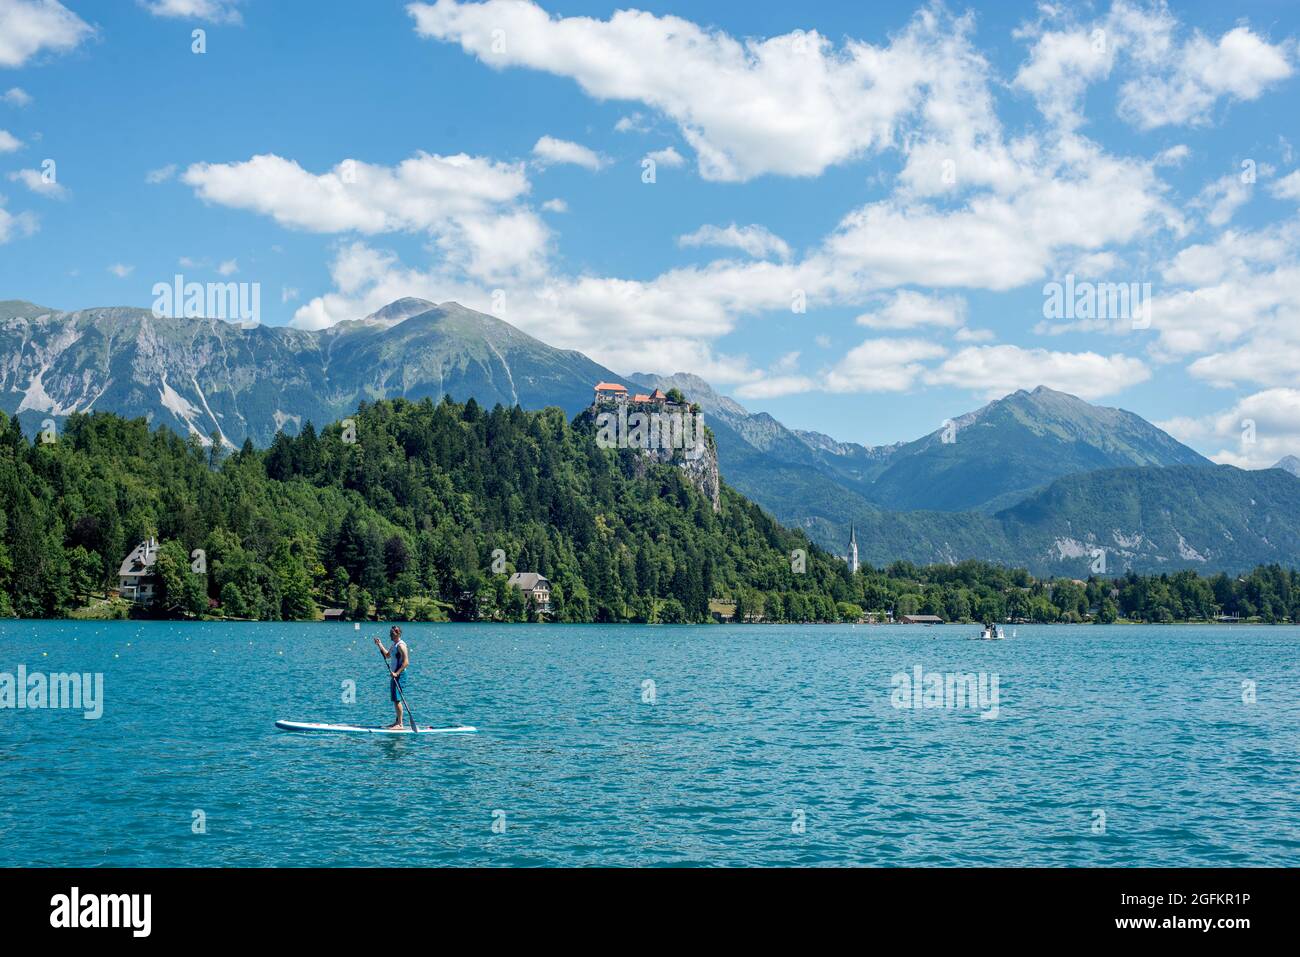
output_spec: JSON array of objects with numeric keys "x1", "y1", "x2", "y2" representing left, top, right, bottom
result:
[{"x1": 377, "y1": 639, "x2": 418, "y2": 731}]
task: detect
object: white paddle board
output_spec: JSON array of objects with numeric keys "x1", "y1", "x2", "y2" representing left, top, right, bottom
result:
[{"x1": 276, "y1": 720, "x2": 477, "y2": 735}]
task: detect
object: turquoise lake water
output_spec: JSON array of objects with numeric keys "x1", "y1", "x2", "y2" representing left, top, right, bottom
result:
[{"x1": 1, "y1": 621, "x2": 1297, "y2": 867}]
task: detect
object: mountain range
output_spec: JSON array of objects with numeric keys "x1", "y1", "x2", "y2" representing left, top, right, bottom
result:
[
  {"x1": 4, "y1": 297, "x2": 1298, "y2": 575},
  {"x1": 0, "y1": 298, "x2": 621, "y2": 448}
]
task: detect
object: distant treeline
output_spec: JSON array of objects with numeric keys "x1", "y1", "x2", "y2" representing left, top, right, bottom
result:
[
  {"x1": 0, "y1": 400, "x2": 1296, "y2": 624},
  {"x1": 831, "y1": 561, "x2": 1300, "y2": 624}
]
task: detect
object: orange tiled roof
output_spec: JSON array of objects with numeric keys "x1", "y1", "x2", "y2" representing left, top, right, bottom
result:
[
  {"x1": 594, "y1": 382, "x2": 627, "y2": 392},
  {"x1": 631, "y1": 394, "x2": 651, "y2": 403}
]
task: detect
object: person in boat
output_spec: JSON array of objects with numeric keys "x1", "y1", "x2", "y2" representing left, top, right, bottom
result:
[{"x1": 374, "y1": 625, "x2": 410, "y2": 729}]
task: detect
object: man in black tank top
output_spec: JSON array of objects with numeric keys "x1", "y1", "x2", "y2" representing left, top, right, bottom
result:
[{"x1": 374, "y1": 625, "x2": 410, "y2": 729}]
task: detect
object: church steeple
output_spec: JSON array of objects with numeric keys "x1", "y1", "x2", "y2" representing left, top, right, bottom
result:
[{"x1": 847, "y1": 523, "x2": 859, "y2": 575}]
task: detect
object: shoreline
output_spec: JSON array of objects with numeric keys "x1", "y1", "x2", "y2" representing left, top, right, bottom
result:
[{"x1": 7, "y1": 617, "x2": 1294, "y2": 627}]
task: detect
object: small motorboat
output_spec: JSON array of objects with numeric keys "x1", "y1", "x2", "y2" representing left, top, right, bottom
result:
[{"x1": 972, "y1": 623, "x2": 1007, "y2": 640}]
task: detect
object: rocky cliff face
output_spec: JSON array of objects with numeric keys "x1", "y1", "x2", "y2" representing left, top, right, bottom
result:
[
  {"x1": 581, "y1": 402, "x2": 722, "y2": 512},
  {"x1": 650, "y1": 426, "x2": 722, "y2": 513},
  {"x1": 627, "y1": 436, "x2": 722, "y2": 512}
]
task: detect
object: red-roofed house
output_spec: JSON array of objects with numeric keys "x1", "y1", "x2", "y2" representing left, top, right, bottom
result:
[{"x1": 594, "y1": 382, "x2": 628, "y2": 405}]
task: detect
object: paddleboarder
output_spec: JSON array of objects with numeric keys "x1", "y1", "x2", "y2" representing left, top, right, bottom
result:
[{"x1": 374, "y1": 626, "x2": 410, "y2": 730}]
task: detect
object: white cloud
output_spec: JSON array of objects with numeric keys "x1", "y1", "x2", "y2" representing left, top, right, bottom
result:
[
  {"x1": 1014, "y1": 2, "x2": 1295, "y2": 131},
  {"x1": 1271, "y1": 170, "x2": 1300, "y2": 202},
  {"x1": 2, "y1": 87, "x2": 32, "y2": 107},
  {"x1": 827, "y1": 199, "x2": 1040, "y2": 291},
  {"x1": 532, "y1": 135, "x2": 605, "y2": 171},
  {"x1": 926, "y1": 345, "x2": 1149, "y2": 399},
  {"x1": 1150, "y1": 219, "x2": 1300, "y2": 365},
  {"x1": 1154, "y1": 144, "x2": 1190, "y2": 167},
  {"x1": 7, "y1": 167, "x2": 67, "y2": 198},
  {"x1": 409, "y1": 1, "x2": 999, "y2": 182},
  {"x1": 1014, "y1": 21, "x2": 1112, "y2": 129},
  {"x1": 643, "y1": 147, "x2": 685, "y2": 169},
  {"x1": 139, "y1": 0, "x2": 243, "y2": 24},
  {"x1": 824, "y1": 338, "x2": 948, "y2": 394},
  {"x1": 145, "y1": 164, "x2": 178, "y2": 184},
  {"x1": 0, "y1": 197, "x2": 37, "y2": 244},
  {"x1": 729, "y1": 352, "x2": 817, "y2": 399},
  {"x1": 1159, "y1": 389, "x2": 1300, "y2": 468},
  {"x1": 733, "y1": 374, "x2": 818, "y2": 400},
  {"x1": 217, "y1": 259, "x2": 238, "y2": 276},
  {"x1": 281, "y1": 286, "x2": 299, "y2": 303},
  {"x1": 182, "y1": 152, "x2": 529, "y2": 233},
  {"x1": 678, "y1": 223, "x2": 790, "y2": 261},
  {"x1": 0, "y1": 129, "x2": 21, "y2": 153},
  {"x1": 1183, "y1": 302, "x2": 1300, "y2": 388},
  {"x1": 772, "y1": 351, "x2": 800, "y2": 372},
  {"x1": 614, "y1": 113, "x2": 649, "y2": 133},
  {"x1": 827, "y1": 137, "x2": 1175, "y2": 292},
  {"x1": 715, "y1": 336, "x2": 951, "y2": 398},
  {"x1": 1067, "y1": 250, "x2": 1121, "y2": 277},
  {"x1": 1196, "y1": 170, "x2": 1253, "y2": 227},
  {"x1": 1121, "y1": 26, "x2": 1294, "y2": 129},
  {"x1": 183, "y1": 151, "x2": 551, "y2": 287},
  {"x1": 0, "y1": 0, "x2": 93, "y2": 68},
  {"x1": 854, "y1": 289, "x2": 966, "y2": 330},
  {"x1": 436, "y1": 207, "x2": 551, "y2": 282},
  {"x1": 540, "y1": 198, "x2": 567, "y2": 213},
  {"x1": 107, "y1": 263, "x2": 134, "y2": 278},
  {"x1": 1161, "y1": 223, "x2": 1293, "y2": 288}
]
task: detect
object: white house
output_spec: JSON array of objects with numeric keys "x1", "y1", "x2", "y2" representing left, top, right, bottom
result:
[
  {"x1": 506, "y1": 572, "x2": 552, "y2": 613},
  {"x1": 118, "y1": 538, "x2": 159, "y2": 605}
]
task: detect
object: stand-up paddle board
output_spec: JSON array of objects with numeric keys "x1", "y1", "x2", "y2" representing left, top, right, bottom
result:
[{"x1": 275, "y1": 720, "x2": 477, "y2": 735}]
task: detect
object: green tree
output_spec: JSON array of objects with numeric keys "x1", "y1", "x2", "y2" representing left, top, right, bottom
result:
[
  {"x1": 155, "y1": 540, "x2": 208, "y2": 616},
  {"x1": 220, "y1": 581, "x2": 248, "y2": 618}
]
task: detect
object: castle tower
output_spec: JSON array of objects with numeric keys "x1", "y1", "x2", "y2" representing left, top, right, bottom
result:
[{"x1": 848, "y1": 524, "x2": 859, "y2": 575}]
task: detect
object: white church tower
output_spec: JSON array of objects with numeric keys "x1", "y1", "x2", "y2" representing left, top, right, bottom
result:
[{"x1": 847, "y1": 524, "x2": 859, "y2": 575}]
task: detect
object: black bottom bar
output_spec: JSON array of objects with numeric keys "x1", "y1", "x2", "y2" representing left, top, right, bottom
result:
[{"x1": 0, "y1": 867, "x2": 1287, "y2": 942}]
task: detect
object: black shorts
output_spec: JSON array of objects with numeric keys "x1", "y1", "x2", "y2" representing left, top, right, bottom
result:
[{"x1": 390, "y1": 675, "x2": 406, "y2": 703}]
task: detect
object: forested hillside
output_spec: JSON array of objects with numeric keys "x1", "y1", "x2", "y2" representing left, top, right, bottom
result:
[{"x1": 0, "y1": 398, "x2": 847, "y2": 622}]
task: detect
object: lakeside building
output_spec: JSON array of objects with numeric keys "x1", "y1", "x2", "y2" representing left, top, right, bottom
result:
[
  {"x1": 118, "y1": 538, "x2": 159, "y2": 605},
  {"x1": 900, "y1": 614, "x2": 945, "y2": 625},
  {"x1": 507, "y1": 572, "x2": 552, "y2": 613},
  {"x1": 709, "y1": 598, "x2": 737, "y2": 622}
]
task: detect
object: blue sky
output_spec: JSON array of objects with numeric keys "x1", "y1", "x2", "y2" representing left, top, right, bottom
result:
[{"x1": 2, "y1": 0, "x2": 1300, "y2": 464}]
